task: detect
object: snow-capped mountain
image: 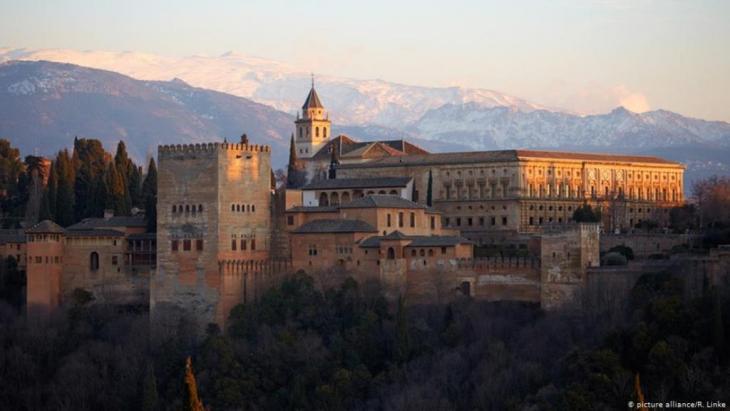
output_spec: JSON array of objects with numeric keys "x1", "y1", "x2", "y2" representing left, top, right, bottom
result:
[
  {"x1": 0, "y1": 48, "x2": 547, "y2": 126},
  {"x1": 413, "y1": 104, "x2": 730, "y2": 150}
]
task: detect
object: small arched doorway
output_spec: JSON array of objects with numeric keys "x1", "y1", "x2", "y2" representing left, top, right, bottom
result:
[
  {"x1": 387, "y1": 247, "x2": 395, "y2": 260},
  {"x1": 319, "y1": 192, "x2": 329, "y2": 206}
]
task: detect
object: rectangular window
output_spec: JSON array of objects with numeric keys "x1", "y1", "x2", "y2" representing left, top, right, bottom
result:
[
  {"x1": 490, "y1": 217, "x2": 496, "y2": 226},
  {"x1": 445, "y1": 217, "x2": 450, "y2": 226},
  {"x1": 430, "y1": 216, "x2": 435, "y2": 230},
  {"x1": 231, "y1": 239, "x2": 237, "y2": 251},
  {"x1": 183, "y1": 239, "x2": 191, "y2": 251},
  {"x1": 529, "y1": 216, "x2": 534, "y2": 225},
  {"x1": 387, "y1": 214, "x2": 392, "y2": 227},
  {"x1": 467, "y1": 217, "x2": 473, "y2": 226},
  {"x1": 410, "y1": 212, "x2": 415, "y2": 227},
  {"x1": 398, "y1": 212, "x2": 404, "y2": 228},
  {"x1": 479, "y1": 217, "x2": 485, "y2": 226},
  {"x1": 241, "y1": 239, "x2": 247, "y2": 250},
  {"x1": 456, "y1": 217, "x2": 461, "y2": 226},
  {"x1": 251, "y1": 239, "x2": 256, "y2": 250},
  {"x1": 112, "y1": 256, "x2": 118, "y2": 265},
  {"x1": 441, "y1": 247, "x2": 447, "y2": 254},
  {"x1": 502, "y1": 216, "x2": 508, "y2": 226},
  {"x1": 287, "y1": 215, "x2": 294, "y2": 225},
  {"x1": 172, "y1": 240, "x2": 179, "y2": 252},
  {"x1": 196, "y1": 239, "x2": 203, "y2": 251}
]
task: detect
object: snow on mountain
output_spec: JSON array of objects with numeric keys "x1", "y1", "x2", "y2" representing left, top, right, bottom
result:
[
  {"x1": 413, "y1": 104, "x2": 730, "y2": 150},
  {"x1": 0, "y1": 48, "x2": 547, "y2": 126}
]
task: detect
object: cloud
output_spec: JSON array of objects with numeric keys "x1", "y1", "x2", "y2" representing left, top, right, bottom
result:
[{"x1": 613, "y1": 85, "x2": 650, "y2": 113}]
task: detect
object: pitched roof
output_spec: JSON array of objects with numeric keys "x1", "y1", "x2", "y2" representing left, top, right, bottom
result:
[
  {"x1": 302, "y1": 87, "x2": 324, "y2": 109},
  {"x1": 309, "y1": 136, "x2": 430, "y2": 162},
  {"x1": 382, "y1": 230, "x2": 409, "y2": 240},
  {"x1": 66, "y1": 215, "x2": 146, "y2": 230},
  {"x1": 26, "y1": 220, "x2": 65, "y2": 234},
  {"x1": 338, "y1": 149, "x2": 683, "y2": 169},
  {"x1": 339, "y1": 195, "x2": 426, "y2": 210},
  {"x1": 293, "y1": 219, "x2": 377, "y2": 234},
  {"x1": 301, "y1": 177, "x2": 412, "y2": 190},
  {"x1": 0, "y1": 229, "x2": 25, "y2": 244},
  {"x1": 64, "y1": 229, "x2": 125, "y2": 238},
  {"x1": 286, "y1": 206, "x2": 339, "y2": 213},
  {"x1": 359, "y1": 234, "x2": 472, "y2": 248}
]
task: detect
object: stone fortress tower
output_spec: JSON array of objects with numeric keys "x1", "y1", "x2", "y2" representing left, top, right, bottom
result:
[
  {"x1": 152, "y1": 135, "x2": 274, "y2": 331},
  {"x1": 294, "y1": 78, "x2": 331, "y2": 159}
]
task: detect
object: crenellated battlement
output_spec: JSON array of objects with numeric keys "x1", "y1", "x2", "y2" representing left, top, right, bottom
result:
[{"x1": 158, "y1": 142, "x2": 271, "y2": 158}]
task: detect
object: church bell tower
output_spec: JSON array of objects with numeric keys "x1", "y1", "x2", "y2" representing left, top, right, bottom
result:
[{"x1": 294, "y1": 76, "x2": 331, "y2": 158}]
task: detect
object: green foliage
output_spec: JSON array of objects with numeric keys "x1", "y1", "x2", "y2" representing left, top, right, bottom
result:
[
  {"x1": 572, "y1": 202, "x2": 602, "y2": 223},
  {"x1": 70, "y1": 288, "x2": 95, "y2": 306},
  {"x1": 142, "y1": 158, "x2": 157, "y2": 232},
  {"x1": 602, "y1": 252, "x2": 628, "y2": 266},
  {"x1": 608, "y1": 245, "x2": 634, "y2": 260}
]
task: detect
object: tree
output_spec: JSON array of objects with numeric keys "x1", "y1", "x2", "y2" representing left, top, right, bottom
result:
[
  {"x1": 286, "y1": 134, "x2": 306, "y2": 188},
  {"x1": 572, "y1": 203, "x2": 601, "y2": 223},
  {"x1": 426, "y1": 169, "x2": 433, "y2": 207},
  {"x1": 39, "y1": 163, "x2": 57, "y2": 222},
  {"x1": 142, "y1": 158, "x2": 157, "y2": 232},
  {"x1": 694, "y1": 176, "x2": 730, "y2": 228},
  {"x1": 54, "y1": 150, "x2": 76, "y2": 226},
  {"x1": 73, "y1": 138, "x2": 108, "y2": 220},
  {"x1": 394, "y1": 295, "x2": 411, "y2": 364},
  {"x1": 105, "y1": 162, "x2": 130, "y2": 216},
  {"x1": 184, "y1": 357, "x2": 205, "y2": 411},
  {"x1": 114, "y1": 141, "x2": 134, "y2": 211}
]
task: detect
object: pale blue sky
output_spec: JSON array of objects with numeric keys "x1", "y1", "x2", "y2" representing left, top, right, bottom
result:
[{"x1": 1, "y1": 0, "x2": 729, "y2": 121}]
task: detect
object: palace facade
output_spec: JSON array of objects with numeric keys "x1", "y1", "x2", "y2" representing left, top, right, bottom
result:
[{"x1": 12, "y1": 85, "x2": 687, "y2": 332}]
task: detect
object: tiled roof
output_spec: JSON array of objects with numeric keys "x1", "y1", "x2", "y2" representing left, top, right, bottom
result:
[
  {"x1": 359, "y1": 234, "x2": 472, "y2": 248},
  {"x1": 0, "y1": 229, "x2": 25, "y2": 244},
  {"x1": 339, "y1": 195, "x2": 426, "y2": 210},
  {"x1": 301, "y1": 177, "x2": 412, "y2": 190},
  {"x1": 66, "y1": 215, "x2": 146, "y2": 230},
  {"x1": 26, "y1": 220, "x2": 65, "y2": 233},
  {"x1": 302, "y1": 87, "x2": 323, "y2": 109},
  {"x1": 338, "y1": 149, "x2": 683, "y2": 169},
  {"x1": 293, "y1": 219, "x2": 377, "y2": 234},
  {"x1": 286, "y1": 206, "x2": 339, "y2": 213},
  {"x1": 309, "y1": 136, "x2": 430, "y2": 162},
  {"x1": 127, "y1": 232, "x2": 157, "y2": 240},
  {"x1": 64, "y1": 229, "x2": 125, "y2": 238}
]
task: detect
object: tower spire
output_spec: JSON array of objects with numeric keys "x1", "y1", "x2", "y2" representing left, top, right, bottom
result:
[{"x1": 311, "y1": 72, "x2": 314, "y2": 89}]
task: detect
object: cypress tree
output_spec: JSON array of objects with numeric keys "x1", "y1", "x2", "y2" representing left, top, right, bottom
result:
[
  {"x1": 286, "y1": 134, "x2": 302, "y2": 188},
  {"x1": 55, "y1": 150, "x2": 75, "y2": 226},
  {"x1": 426, "y1": 169, "x2": 433, "y2": 207},
  {"x1": 128, "y1": 165, "x2": 143, "y2": 208},
  {"x1": 105, "y1": 162, "x2": 129, "y2": 215},
  {"x1": 142, "y1": 158, "x2": 157, "y2": 232},
  {"x1": 114, "y1": 141, "x2": 134, "y2": 211},
  {"x1": 39, "y1": 164, "x2": 57, "y2": 221},
  {"x1": 183, "y1": 357, "x2": 205, "y2": 411}
]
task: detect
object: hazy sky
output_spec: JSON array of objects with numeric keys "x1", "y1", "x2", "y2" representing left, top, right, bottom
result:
[{"x1": 1, "y1": 0, "x2": 729, "y2": 121}]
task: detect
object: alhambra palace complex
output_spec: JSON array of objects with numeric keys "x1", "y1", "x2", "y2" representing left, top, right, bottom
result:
[{"x1": 14, "y1": 84, "x2": 725, "y2": 332}]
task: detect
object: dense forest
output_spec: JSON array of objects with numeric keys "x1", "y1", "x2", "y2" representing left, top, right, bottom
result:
[
  {"x1": 0, "y1": 270, "x2": 727, "y2": 410},
  {"x1": 0, "y1": 138, "x2": 157, "y2": 230}
]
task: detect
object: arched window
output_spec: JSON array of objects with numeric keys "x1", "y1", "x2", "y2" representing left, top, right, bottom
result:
[
  {"x1": 236, "y1": 204, "x2": 241, "y2": 212},
  {"x1": 323, "y1": 127, "x2": 327, "y2": 138},
  {"x1": 315, "y1": 127, "x2": 320, "y2": 137},
  {"x1": 341, "y1": 192, "x2": 350, "y2": 204},
  {"x1": 319, "y1": 192, "x2": 329, "y2": 206},
  {"x1": 387, "y1": 247, "x2": 395, "y2": 260},
  {"x1": 299, "y1": 127, "x2": 303, "y2": 139},
  {"x1": 419, "y1": 249, "x2": 425, "y2": 257},
  {"x1": 389, "y1": 190, "x2": 398, "y2": 195},
  {"x1": 330, "y1": 192, "x2": 339, "y2": 206},
  {"x1": 428, "y1": 249, "x2": 434, "y2": 257},
  {"x1": 198, "y1": 204, "x2": 203, "y2": 212},
  {"x1": 185, "y1": 205, "x2": 190, "y2": 212},
  {"x1": 231, "y1": 204, "x2": 235, "y2": 211},
  {"x1": 172, "y1": 205, "x2": 177, "y2": 213},
  {"x1": 90, "y1": 252, "x2": 99, "y2": 271},
  {"x1": 252, "y1": 205, "x2": 255, "y2": 212}
]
